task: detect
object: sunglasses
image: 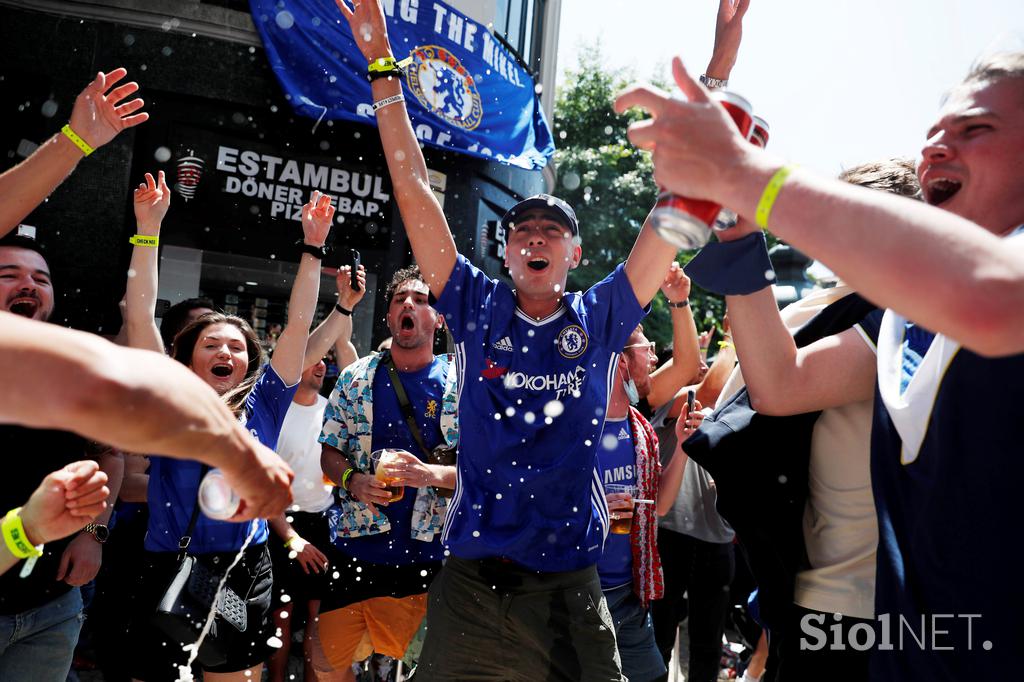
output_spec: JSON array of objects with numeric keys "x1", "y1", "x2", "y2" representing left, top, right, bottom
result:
[{"x1": 623, "y1": 341, "x2": 656, "y2": 354}]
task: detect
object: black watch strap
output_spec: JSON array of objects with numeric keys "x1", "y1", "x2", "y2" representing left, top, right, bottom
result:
[{"x1": 298, "y1": 242, "x2": 327, "y2": 260}]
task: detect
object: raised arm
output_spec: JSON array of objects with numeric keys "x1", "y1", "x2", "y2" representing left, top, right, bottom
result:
[
  {"x1": 0, "y1": 68, "x2": 148, "y2": 237},
  {"x1": 0, "y1": 312, "x2": 294, "y2": 519},
  {"x1": 647, "y1": 262, "x2": 701, "y2": 407},
  {"x1": 124, "y1": 171, "x2": 169, "y2": 353},
  {"x1": 303, "y1": 264, "x2": 366, "y2": 369},
  {"x1": 271, "y1": 191, "x2": 334, "y2": 385},
  {"x1": 726, "y1": 284, "x2": 876, "y2": 414},
  {"x1": 621, "y1": 0, "x2": 750, "y2": 307},
  {"x1": 618, "y1": 60, "x2": 1024, "y2": 357},
  {"x1": 706, "y1": 0, "x2": 749, "y2": 83},
  {"x1": 332, "y1": 0, "x2": 457, "y2": 297},
  {"x1": 656, "y1": 401, "x2": 706, "y2": 516}
]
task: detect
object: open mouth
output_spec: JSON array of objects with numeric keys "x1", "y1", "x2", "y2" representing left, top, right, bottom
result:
[
  {"x1": 7, "y1": 298, "x2": 39, "y2": 317},
  {"x1": 210, "y1": 364, "x2": 233, "y2": 378},
  {"x1": 527, "y1": 258, "x2": 549, "y2": 272},
  {"x1": 925, "y1": 178, "x2": 962, "y2": 206},
  {"x1": 399, "y1": 313, "x2": 415, "y2": 331}
]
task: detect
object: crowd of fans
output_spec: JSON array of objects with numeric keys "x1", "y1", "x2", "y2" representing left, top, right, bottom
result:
[{"x1": 2, "y1": 0, "x2": 1022, "y2": 681}]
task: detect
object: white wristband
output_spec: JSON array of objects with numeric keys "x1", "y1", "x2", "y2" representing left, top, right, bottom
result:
[{"x1": 372, "y1": 94, "x2": 405, "y2": 112}]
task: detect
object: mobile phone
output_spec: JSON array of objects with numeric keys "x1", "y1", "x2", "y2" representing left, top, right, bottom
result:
[
  {"x1": 686, "y1": 389, "x2": 695, "y2": 414},
  {"x1": 350, "y1": 249, "x2": 361, "y2": 291}
]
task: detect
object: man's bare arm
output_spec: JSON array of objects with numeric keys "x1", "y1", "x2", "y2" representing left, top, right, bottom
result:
[
  {"x1": 618, "y1": 61, "x2": 1024, "y2": 357},
  {"x1": 304, "y1": 264, "x2": 366, "y2": 369},
  {"x1": 332, "y1": 0, "x2": 457, "y2": 297},
  {"x1": 0, "y1": 312, "x2": 293, "y2": 519},
  {"x1": 648, "y1": 263, "x2": 701, "y2": 407},
  {"x1": 0, "y1": 68, "x2": 148, "y2": 237},
  {"x1": 272, "y1": 192, "x2": 333, "y2": 385},
  {"x1": 725, "y1": 286, "x2": 877, "y2": 414},
  {"x1": 124, "y1": 171, "x2": 169, "y2": 353}
]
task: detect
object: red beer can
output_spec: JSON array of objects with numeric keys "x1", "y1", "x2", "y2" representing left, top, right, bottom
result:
[
  {"x1": 650, "y1": 90, "x2": 755, "y2": 249},
  {"x1": 750, "y1": 115, "x2": 770, "y2": 149},
  {"x1": 714, "y1": 115, "x2": 770, "y2": 230}
]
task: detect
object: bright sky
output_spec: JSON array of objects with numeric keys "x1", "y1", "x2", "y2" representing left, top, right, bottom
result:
[{"x1": 556, "y1": 0, "x2": 1024, "y2": 176}]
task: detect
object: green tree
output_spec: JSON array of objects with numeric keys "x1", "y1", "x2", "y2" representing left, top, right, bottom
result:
[{"x1": 553, "y1": 44, "x2": 725, "y2": 350}]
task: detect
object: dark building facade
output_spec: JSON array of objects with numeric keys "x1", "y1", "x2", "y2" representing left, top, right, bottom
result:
[{"x1": 1, "y1": 0, "x2": 555, "y2": 350}]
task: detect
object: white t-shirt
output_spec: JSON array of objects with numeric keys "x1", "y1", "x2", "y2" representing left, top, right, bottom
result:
[
  {"x1": 277, "y1": 395, "x2": 334, "y2": 513},
  {"x1": 719, "y1": 285, "x2": 878, "y2": 619}
]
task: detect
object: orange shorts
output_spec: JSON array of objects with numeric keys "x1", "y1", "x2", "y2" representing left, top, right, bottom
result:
[{"x1": 318, "y1": 593, "x2": 427, "y2": 670}]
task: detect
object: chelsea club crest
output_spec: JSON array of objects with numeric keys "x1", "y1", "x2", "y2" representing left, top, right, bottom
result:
[
  {"x1": 556, "y1": 325, "x2": 588, "y2": 359},
  {"x1": 407, "y1": 45, "x2": 484, "y2": 130}
]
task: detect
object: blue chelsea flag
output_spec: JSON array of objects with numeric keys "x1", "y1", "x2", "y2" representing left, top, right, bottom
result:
[{"x1": 250, "y1": 0, "x2": 556, "y2": 170}]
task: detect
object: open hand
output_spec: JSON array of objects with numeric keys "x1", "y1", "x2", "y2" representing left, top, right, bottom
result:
[
  {"x1": 133, "y1": 171, "x2": 170, "y2": 234},
  {"x1": 334, "y1": 0, "x2": 394, "y2": 63},
  {"x1": 19, "y1": 460, "x2": 109, "y2": 546},
  {"x1": 287, "y1": 536, "x2": 330, "y2": 575},
  {"x1": 301, "y1": 191, "x2": 335, "y2": 248},
  {"x1": 69, "y1": 68, "x2": 149, "y2": 151},
  {"x1": 337, "y1": 265, "x2": 367, "y2": 310},
  {"x1": 661, "y1": 261, "x2": 692, "y2": 303}
]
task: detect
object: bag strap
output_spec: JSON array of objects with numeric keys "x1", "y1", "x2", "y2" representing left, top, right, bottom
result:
[
  {"x1": 383, "y1": 352, "x2": 433, "y2": 460},
  {"x1": 178, "y1": 464, "x2": 212, "y2": 559}
]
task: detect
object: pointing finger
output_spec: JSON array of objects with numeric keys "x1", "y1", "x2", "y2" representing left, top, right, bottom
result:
[{"x1": 672, "y1": 57, "x2": 710, "y2": 104}]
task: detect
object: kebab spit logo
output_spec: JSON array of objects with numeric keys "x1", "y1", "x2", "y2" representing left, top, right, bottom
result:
[
  {"x1": 174, "y1": 150, "x2": 205, "y2": 202},
  {"x1": 407, "y1": 45, "x2": 483, "y2": 130}
]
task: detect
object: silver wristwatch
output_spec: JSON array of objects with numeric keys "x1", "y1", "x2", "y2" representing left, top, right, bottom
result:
[{"x1": 699, "y1": 74, "x2": 729, "y2": 89}]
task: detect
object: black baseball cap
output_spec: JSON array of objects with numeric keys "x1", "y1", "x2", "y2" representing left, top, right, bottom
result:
[{"x1": 500, "y1": 194, "x2": 579, "y2": 237}]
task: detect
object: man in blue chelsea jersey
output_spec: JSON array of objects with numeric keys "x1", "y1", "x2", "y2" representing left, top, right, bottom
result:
[{"x1": 332, "y1": 3, "x2": 683, "y2": 678}]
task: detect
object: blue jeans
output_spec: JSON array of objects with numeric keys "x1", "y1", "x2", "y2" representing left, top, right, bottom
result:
[
  {"x1": 0, "y1": 588, "x2": 83, "y2": 682},
  {"x1": 604, "y1": 584, "x2": 667, "y2": 682}
]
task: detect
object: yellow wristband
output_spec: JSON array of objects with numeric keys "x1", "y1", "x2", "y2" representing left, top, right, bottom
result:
[
  {"x1": 61, "y1": 124, "x2": 95, "y2": 157},
  {"x1": 284, "y1": 535, "x2": 298, "y2": 549},
  {"x1": 755, "y1": 165, "x2": 796, "y2": 230},
  {"x1": 368, "y1": 56, "x2": 400, "y2": 73},
  {"x1": 129, "y1": 234, "x2": 159, "y2": 247},
  {"x1": 3, "y1": 508, "x2": 42, "y2": 559}
]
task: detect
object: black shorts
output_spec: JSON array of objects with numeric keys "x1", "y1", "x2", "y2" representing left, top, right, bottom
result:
[
  {"x1": 126, "y1": 545, "x2": 274, "y2": 682},
  {"x1": 269, "y1": 509, "x2": 336, "y2": 606},
  {"x1": 320, "y1": 549, "x2": 442, "y2": 612}
]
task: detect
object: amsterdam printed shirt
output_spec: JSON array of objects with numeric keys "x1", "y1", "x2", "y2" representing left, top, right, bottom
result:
[
  {"x1": 146, "y1": 364, "x2": 298, "y2": 553},
  {"x1": 435, "y1": 254, "x2": 648, "y2": 571},
  {"x1": 596, "y1": 416, "x2": 636, "y2": 590}
]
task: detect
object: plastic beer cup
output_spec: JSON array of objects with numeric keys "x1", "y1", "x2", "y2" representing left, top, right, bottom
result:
[
  {"x1": 371, "y1": 448, "x2": 405, "y2": 503},
  {"x1": 606, "y1": 483, "x2": 636, "y2": 535}
]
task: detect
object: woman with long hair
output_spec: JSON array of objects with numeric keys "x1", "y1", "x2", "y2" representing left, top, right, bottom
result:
[{"x1": 122, "y1": 175, "x2": 335, "y2": 682}]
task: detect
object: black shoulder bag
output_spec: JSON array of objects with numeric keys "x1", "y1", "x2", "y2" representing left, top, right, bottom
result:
[
  {"x1": 384, "y1": 352, "x2": 457, "y2": 497},
  {"x1": 152, "y1": 465, "x2": 249, "y2": 668}
]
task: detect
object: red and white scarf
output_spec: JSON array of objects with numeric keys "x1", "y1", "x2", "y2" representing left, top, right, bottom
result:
[{"x1": 627, "y1": 406, "x2": 664, "y2": 608}]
